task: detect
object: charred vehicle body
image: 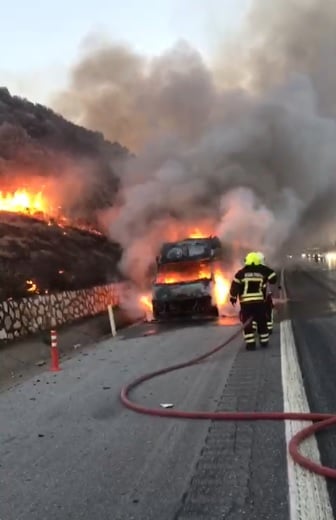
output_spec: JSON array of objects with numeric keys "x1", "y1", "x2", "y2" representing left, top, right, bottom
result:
[{"x1": 151, "y1": 236, "x2": 223, "y2": 320}]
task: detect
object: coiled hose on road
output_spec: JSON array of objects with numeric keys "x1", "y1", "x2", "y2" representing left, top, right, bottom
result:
[{"x1": 120, "y1": 318, "x2": 336, "y2": 479}]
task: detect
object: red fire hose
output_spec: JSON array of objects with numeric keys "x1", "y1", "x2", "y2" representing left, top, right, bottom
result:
[{"x1": 120, "y1": 319, "x2": 336, "y2": 479}]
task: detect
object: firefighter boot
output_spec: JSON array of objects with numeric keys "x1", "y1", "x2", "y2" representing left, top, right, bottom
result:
[
  {"x1": 246, "y1": 342, "x2": 256, "y2": 351},
  {"x1": 244, "y1": 332, "x2": 256, "y2": 351},
  {"x1": 259, "y1": 332, "x2": 269, "y2": 348}
]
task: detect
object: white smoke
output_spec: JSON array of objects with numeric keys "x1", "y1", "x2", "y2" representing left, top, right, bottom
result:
[{"x1": 55, "y1": 0, "x2": 336, "y2": 286}]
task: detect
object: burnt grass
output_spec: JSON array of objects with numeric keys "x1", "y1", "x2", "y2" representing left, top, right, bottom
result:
[{"x1": 0, "y1": 212, "x2": 122, "y2": 300}]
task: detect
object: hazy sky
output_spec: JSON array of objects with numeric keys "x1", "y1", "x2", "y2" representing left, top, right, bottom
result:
[{"x1": 1, "y1": 0, "x2": 249, "y2": 103}]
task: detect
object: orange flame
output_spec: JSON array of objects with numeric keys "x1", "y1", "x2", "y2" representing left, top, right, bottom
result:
[
  {"x1": 139, "y1": 269, "x2": 230, "y2": 314},
  {"x1": 213, "y1": 270, "x2": 230, "y2": 306},
  {"x1": 188, "y1": 228, "x2": 210, "y2": 239},
  {"x1": 155, "y1": 264, "x2": 212, "y2": 284},
  {"x1": 0, "y1": 186, "x2": 102, "y2": 236},
  {"x1": 140, "y1": 294, "x2": 153, "y2": 321},
  {"x1": 0, "y1": 189, "x2": 49, "y2": 215},
  {"x1": 26, "y1": 279, "x2": 38, "y2": 293},
  {"x1": 140, "y1": 294, "x2": 153, "y2": 311}
]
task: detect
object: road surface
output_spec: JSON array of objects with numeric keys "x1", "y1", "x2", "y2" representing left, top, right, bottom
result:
[{"x1": 0, "y1": 262, "x2": 335, "y2": 519}]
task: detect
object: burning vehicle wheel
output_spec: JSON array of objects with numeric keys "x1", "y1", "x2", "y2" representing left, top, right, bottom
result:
[
  {"x1": 211, "y1": 305, "x2": 219, "y2": 317},
  {"x1": 152, "y1": 301, "x2": 162, "y2": 321}
]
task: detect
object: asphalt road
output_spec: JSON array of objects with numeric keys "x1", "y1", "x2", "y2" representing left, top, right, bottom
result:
[
  {"x1": 0, "y1": 310, "x2": 288, "y2": 520},
  {"x1": 2, "y1": 262, "x2": 336, "y2": 520}
]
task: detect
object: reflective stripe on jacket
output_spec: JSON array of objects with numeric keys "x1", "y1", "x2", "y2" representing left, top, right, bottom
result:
[{"x1": 230, "y1": 264, "x2": 277, "y2": 304}]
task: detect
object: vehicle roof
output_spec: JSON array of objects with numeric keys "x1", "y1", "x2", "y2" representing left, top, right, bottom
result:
[{"x1": 157, "y1": 236, "x2": 222, "y2": 264}]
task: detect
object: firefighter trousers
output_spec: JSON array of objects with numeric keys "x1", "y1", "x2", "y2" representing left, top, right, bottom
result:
[
  {"x1": 251, "y1": 294, "x2": 274, "y2": 333},
  {"x1": 240, "y1": 301, "x2": 269, "y2": 349},
  {"x1": 265, "y1": 294, "x2": 274, "y2": 333}
]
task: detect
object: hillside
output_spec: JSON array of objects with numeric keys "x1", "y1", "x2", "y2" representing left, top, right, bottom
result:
[
  {"x1": 0, "y1": 87, "x2": 131, "y2": 220},
  {"x1": 0, "y1": 88, "x2": 130, "y2": 299},
  {"x1": 0, "y1": 213, "x2": 122, "y2": 300}
]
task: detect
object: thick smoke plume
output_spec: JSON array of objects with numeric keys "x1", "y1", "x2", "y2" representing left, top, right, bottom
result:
[{"x1": 55, "y1": 0, "x2": 336, "y2": 287}]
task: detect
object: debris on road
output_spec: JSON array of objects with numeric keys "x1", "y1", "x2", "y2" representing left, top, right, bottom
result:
[
  {"x1": 35, "y1": 360, "x2": 46, "y2": 367},
  {"x1": 143, "y1": 329, "x2": 157, "y2": 337}
]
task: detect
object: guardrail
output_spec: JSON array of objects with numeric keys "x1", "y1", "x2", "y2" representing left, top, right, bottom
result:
[{"x1": 0, "y1": 282, "x2": 123, "y2": 342}]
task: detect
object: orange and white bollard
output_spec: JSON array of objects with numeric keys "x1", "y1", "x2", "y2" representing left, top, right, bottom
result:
[{"x1": 50, "y1": 329, "x2": 61, "y2": 372}]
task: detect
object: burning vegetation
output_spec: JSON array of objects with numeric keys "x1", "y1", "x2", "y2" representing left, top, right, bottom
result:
[
  {"x1": 0, "y1": 185, "x2": 103, "y2": 235},
  {"x1": 0, "y1": 188, "x2": 46, "y2": 215},
  {"x1": 0, "y1": 182, "x2": 122, "y2": 300},
  {"x1": 0, "y1": 179, "x2": 127, "y2": 302},
  {"x1": 0, "y1": 87, "x2": 130, "y2": 225},
  {"x1": 0, "y1": 88, "x2": 131, "y2": 300},
  {"x1": 0, "y1": 211, "x2": 122, "y2": 301}
]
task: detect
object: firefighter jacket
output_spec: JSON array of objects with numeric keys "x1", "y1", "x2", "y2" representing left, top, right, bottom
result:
[{"x1": 230, "y1": 265, "x2": 277, "y2": 304}]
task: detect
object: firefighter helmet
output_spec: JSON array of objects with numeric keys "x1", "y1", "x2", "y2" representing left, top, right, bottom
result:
[{"x1": 244, "y1": 252, "x2": 260, "y2": 266}]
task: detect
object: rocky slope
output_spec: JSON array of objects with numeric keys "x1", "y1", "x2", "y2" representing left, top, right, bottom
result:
[
  {"x1": 0, "y1": 88, "x2": 129, "y2": 298},
  {"x1": 0, "y1": 212, "x2": 122, "y2": 300}
]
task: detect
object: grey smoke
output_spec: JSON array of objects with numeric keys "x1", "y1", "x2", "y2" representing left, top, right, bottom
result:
[{"x1": 55, "y1": 0, "x2": 336, "y2": 285}]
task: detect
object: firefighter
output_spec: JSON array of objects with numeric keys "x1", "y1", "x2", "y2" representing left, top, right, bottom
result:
[
  {"x1": 256, "y1": 251, "x2": 276, "y2": 335},
  {"x1": 229, "y1": 252, "x2": 277, "y2": 350}
]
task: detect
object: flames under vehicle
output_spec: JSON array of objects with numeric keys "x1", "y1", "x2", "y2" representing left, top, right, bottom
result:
[{"x1": 152, "y1": 236, "x2": 224, "y2": 320}]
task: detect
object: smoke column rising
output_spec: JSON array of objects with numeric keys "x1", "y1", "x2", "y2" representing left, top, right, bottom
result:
[{"x1": 54, "y1": 0, "x2": 336, "y2": 286}]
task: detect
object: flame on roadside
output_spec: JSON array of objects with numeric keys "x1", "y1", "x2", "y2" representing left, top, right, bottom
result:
[
  {"x1": 140, "y1": 294, "x2": 153, "y2": 321},
  {"x1": 213, "y1": 270, "x2": 230, "y2": 307},
  {"x1": 26, "y1": 279, "x2": 38, "y2": 294},
  {"x1": 140, "y1": 294, "x2": 152, "y2": 311}
]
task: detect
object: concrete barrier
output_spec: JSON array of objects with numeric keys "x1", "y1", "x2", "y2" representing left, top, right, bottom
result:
[{"x1": 0, "y1": 282, "x2": 123, "y2": 342}]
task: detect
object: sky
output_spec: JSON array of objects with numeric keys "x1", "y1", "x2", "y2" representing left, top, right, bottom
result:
[{"x1": 0, "y1": 0, "x2": 250, "y2": 103}]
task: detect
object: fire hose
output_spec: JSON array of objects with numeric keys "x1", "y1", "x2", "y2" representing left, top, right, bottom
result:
[{"x1": 120, "y1": 317, "x2": 336, "y2": 479}]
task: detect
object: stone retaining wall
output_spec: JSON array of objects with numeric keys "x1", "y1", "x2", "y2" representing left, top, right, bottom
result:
[{"x1": 0, "y1": 283, "x2": 121, "y2": 341}]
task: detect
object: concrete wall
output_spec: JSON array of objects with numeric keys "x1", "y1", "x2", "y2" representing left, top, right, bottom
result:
[{"x1": 0, "y1": 283, "x2": 121, "y2": 341}]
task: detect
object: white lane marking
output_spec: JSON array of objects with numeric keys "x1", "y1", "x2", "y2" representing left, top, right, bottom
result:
[{"x1": 280, "y1": 271, "x2": 333, "y2": 520}]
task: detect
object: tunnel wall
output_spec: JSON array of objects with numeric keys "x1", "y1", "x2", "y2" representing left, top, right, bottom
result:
[{"x1": 0, "y1": 283, "x2": 122, "y2": 341}]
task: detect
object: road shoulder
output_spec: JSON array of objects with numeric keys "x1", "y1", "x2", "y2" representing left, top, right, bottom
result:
[{"x1": 0, "y1": 307, "x2": 140, "y2": 390}]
